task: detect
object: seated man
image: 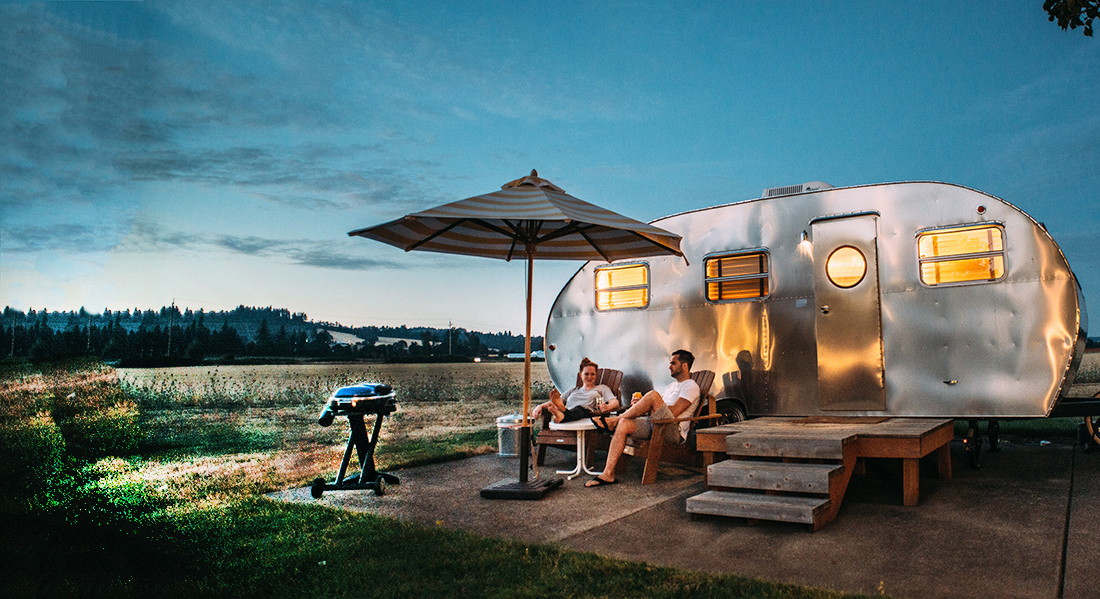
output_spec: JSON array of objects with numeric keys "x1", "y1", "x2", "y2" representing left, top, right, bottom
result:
[{"x1": 585, "y1": 349, "x2": 700, "y2": 487}]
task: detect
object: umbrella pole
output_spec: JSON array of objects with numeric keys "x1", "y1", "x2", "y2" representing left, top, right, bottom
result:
[
  {"x1": 480, "y1": 247, "x2": 562, "y2": 499},
  {"x1": 519, "y1": 250, "x2": 533, "y2": 484}
]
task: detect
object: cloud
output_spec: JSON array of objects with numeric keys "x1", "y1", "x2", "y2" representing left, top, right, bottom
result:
[
  {"x1": 1, "y1": 223, "x2": 115, "y2": 254},
  {"x1": 1, "y1": 3, "x2": 158, "y2": 219},
  {"x1": 111, "y1": 144, "x2": 441, "y2": 211},
  {"x1": 2, "y1": 0, "x2": 661, "y2": 236},
  {"x1": 288, "y1": 247, "x2": 401, "y2": 270},
  {"x1": 0, "y1": 2, "x2": 448, "y2": 222},
  {"x1": 115, "y1": 218, "x2": 400, "y2": 271},
  {"x1": 156, "y1": 0, "x2": 657, "y2": 124}
]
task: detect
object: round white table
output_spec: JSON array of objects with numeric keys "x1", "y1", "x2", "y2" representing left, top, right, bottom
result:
[{"x1": 548, "y1": 419, "x2": 602, "y2": 480}]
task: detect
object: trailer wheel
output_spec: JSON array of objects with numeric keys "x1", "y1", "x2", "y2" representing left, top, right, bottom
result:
[
  {"x1": 311, "y1": 478, "x2": 325, "y2": 499},
  {"x1": 1083, "y1": 417, "x2": 1100, "y2": 445},
  {"x1": 964, "y1": 420, "x2": 982, "y2": 469},
  {"x1": 712, "y1": 399, "x2": 746, "y2": 426},
  {"x1": 1083, "y1": 393, "x2": 1100, "y2": 447},
  {"x1": 987, "y1": 420, "x2": 1000, "y2": 453}
]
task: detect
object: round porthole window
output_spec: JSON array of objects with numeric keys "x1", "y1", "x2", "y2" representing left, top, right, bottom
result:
[{"x1": 826, "y1": 246, "x2": 866, "y2": 288}]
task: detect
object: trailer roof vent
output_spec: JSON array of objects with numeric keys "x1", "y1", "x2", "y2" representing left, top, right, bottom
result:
[{"x1": 761, "y1": 181, "x2": 834, "y2": 198}]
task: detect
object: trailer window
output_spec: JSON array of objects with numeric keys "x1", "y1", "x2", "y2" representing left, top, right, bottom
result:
[
  {"x1": 826, "y1": 246, "x2": 866, "y2": 288},
  {"x1": 917, "y1": 225, "x2": 1005, "y2": 285},
  {"x1": 704, "y1": 252, "x2": 769, "y2": 301},
  {"x1": 595, "y1": 264, "x2": 649, "y2": 310}
]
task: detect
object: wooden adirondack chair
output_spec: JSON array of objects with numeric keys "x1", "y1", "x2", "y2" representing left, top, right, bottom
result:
[
  {"x1": 623, "y1": 369, "x2": 717, "y2": 485},
  {"x1": 534, "y1": 368, "x2": 623, "y2": 467}
]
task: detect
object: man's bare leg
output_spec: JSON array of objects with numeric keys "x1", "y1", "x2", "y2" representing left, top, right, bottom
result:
[
  {"x1": 587, "y1": 391, "x2": 668, "y2": 486},
  {"x1": 586, "y1": 418, "x2": 637, "y2": 486},
  {"x1": 604, "y1": 390, "x2": 664, "y2": 429}
]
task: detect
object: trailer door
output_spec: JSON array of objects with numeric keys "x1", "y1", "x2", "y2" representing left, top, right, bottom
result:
[{"x1": 811, "y1": 215, "x2": 886, "y2": 411}]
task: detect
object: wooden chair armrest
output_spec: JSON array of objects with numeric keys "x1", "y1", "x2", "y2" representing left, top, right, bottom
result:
[{"x1": 650, "y1": 413, "x2": 722, "y2": 425}]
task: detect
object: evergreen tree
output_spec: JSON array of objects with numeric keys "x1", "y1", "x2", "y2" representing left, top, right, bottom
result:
[{"x1": 255, "y1": 319, "x2": 272, "y2": 354}]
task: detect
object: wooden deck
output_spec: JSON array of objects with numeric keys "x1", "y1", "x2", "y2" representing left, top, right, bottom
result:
[{"x1": 689, "y1": 417, "x2": 954, "y2": 530}]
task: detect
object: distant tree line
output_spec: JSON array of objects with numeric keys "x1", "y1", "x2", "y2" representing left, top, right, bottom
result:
[{"x1": 0, "y1": 306, "x2": 540, "y2": 364}]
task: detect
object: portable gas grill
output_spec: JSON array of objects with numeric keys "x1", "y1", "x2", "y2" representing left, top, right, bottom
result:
[{"x1": 311, "y1": 382, "x2": 399, "y2": 498}]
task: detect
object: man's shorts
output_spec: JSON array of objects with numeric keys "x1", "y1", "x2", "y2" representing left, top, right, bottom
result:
[{"x1": 629, "y1": 402, "x2": 683, "y2": 445}]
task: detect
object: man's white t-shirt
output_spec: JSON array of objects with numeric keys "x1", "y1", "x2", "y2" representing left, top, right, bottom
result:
[{"x1": 661, "y1": 378, "x2": 701, "y2": 440}]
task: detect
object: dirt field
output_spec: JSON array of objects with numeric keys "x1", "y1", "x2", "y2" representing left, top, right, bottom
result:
[
  {"x1": 119, "y1": 361, "x2": 553, "y2": 393},
  {"x1": 117, "y1": 353, "x2": 1100, "y2": 446},
  {"x1": 118, "y1": 361, "x2": 557, "y2": 448},
  {"x1": 119, "y1": 351, "x2": 1098, "y2": 394},
  {"x1": 1073, "y1": 350, "x2": 1100, "y2": 397}
]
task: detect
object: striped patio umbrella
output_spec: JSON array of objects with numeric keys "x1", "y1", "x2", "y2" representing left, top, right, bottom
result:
[
  {"x1": 349, "y1": 170, "x2": 682, "y2": 262},
  {"x1": 349, "y1": 170, "x2": 683, "y2": 498}
]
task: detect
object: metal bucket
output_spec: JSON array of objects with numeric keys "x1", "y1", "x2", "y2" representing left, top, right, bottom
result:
[{"x1": 495, "y1": 414, "x2": 523, "y2": 456}]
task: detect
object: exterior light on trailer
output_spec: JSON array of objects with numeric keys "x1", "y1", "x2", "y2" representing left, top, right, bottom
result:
[
  {"x1": 798, "y1": 230, "x2": 812, "y2": 257},
  {"x1": 976, "y1": 205, "x2": 986, "y2": 215}
]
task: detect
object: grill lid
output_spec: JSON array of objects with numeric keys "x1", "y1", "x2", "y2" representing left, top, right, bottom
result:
[{"x1": 334, "y1": 382, "x2": 393, "y2": 398}]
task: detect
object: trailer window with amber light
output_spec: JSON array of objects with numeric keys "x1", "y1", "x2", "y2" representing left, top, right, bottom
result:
[
  {"x1": 826, "y1": 246, "x2": 867, "y2": 288},
  {"x1": 595, "y1": 264, "x2": 649, "y2": 310},
  {"x1": 704, "y1": 252, "x2": 769, "y2": 301},
  {"x1": 917, "y1": 225, "x2": 1005, "y2": 285}
]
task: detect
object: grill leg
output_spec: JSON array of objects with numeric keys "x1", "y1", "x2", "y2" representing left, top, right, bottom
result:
[
  {"x1": 351, "y1": 413, "x2": 399, "y2": 487},
  {"x1": 350, "y1": 414, "x2": 376, "y2": 482},
  {"x1": 336, "y1": 428, "x2": 357, "y2": 484}
]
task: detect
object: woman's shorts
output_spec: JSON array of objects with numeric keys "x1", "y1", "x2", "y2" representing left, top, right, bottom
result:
[{"x1": 560, "y1": 406, "x2": 594, "y2": 422}]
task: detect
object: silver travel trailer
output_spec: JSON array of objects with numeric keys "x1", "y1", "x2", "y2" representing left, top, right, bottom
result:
[{"x1": 544, "y1": 181, "x2": 1093, "y2": 437}]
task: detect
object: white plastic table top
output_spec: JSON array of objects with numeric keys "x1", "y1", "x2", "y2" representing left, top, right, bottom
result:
[{"x1": 548, "y1": 419, "x2": 597, "y2": 431}]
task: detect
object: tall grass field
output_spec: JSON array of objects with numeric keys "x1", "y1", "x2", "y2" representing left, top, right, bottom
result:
[{"x1": 1, "y1": 358, "x2": 886, "y2": 599}]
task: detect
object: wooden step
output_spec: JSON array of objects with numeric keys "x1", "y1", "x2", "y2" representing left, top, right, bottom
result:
[
  {"x1": 686, "y1": 490, "x2": 831, "y2": 525},
  {"x1": 707, "y1": 460, "x2": 841, "y2": 494},
  {"x1": 725, "y1": 433, "x2": 852, "y2": 459}
]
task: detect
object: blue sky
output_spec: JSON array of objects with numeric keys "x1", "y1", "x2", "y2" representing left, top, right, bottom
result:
[{"x1": 2, "y1": 1, "x2": 1097, "y2": 335}]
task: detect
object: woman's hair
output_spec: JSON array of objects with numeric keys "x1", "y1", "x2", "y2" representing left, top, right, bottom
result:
[{"x1": 578, "y1": 357, "x2": 598, "y2": 372}]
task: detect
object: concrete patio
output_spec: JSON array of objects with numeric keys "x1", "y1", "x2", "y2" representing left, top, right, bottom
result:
[{"x1": 271, "y1": 437, "x2": 1099, "y2": 599}]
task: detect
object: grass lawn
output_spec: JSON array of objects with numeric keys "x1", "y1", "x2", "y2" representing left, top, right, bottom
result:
[
  {"x1": 1, "y1": 358, "x2": 879, "y2": 598},
  {"x1": 5, "y1": 497, "x2": 876, "y2": 599}
]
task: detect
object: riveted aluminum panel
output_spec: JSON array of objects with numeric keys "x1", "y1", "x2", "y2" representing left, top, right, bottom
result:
[{"x1": 545, "y1": 182, "x2": 1085, "y2": 418}]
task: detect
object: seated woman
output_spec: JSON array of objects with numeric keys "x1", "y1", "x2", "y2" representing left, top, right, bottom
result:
[{"x1": 532, "y1": 357, "x2": 619, "y2": 423}]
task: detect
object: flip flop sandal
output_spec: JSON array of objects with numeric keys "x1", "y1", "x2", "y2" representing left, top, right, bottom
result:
[
  {"x1": 590, "y1": 416, "x2": 612, "y2": 436},
  {"x1": 585, "y1": 476, "x2": 618, "y2": 487}
]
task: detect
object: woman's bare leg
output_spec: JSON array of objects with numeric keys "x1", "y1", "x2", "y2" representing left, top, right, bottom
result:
[
  {"x1": 548, "y1": 402, "x2": 567, "y2": 422},
  {"x1": 532, "y1": 389, "x2": 567, "y2": 419}
]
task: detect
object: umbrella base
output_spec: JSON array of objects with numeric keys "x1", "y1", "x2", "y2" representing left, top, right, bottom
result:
[{"x1": 480, "y1": 477, "x2": 563, "y2": 500}]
